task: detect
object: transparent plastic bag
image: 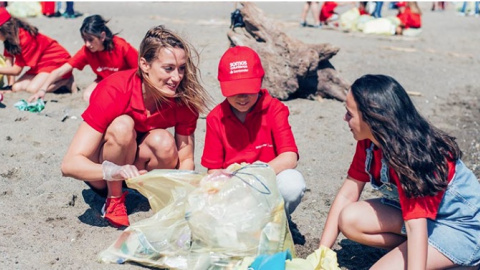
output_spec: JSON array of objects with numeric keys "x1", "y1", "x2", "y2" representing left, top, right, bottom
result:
[{"x1": 99, "y1": 162, "x2": 294, "y2": 269}]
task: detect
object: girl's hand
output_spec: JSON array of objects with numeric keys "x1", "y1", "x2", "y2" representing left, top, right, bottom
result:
[
  {"x1": 102, "y1": 160, "x2": 146, "y2": 181},
  {"x1": 27, "y1": 89, "x2": 46, "y2": 103}
]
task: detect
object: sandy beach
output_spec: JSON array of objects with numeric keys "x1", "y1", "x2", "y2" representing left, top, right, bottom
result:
[{"x1": 0, "y1": 2, "x2": 479, "y2": 269}]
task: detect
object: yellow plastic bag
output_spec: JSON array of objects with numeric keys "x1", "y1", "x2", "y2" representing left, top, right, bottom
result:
[
  {"x1": 99, "y1": 162, "x2": 295, "y2": 269},
  {"x1": 286, "y1": 246, "x2": 340, "y2": 270},
  {"x1": 0, "y1": 54, "x2": 6, "y2": 87}
]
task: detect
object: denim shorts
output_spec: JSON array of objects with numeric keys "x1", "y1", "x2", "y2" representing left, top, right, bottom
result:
[{"x1": 426, "y1": 160, "x2": 480, "y2": 266}]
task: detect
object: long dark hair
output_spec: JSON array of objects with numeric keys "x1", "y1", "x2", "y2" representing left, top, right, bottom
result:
[
  {"x1": 80, "y1": 15, "x2": 115, "y2": 51},
  {"x1": 0, "y1": 17, "x2": 38, "y2": 55},
  {"x1": 351, "y1": 74, "x2": 461, "y2": 197}
]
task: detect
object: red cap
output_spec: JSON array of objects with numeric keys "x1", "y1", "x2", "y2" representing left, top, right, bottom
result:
[
  {"x1": 396, "y1": 2, "x2": 407, "y2": 7},
  {"x1": 217, "y1": 46, "x2": 264, "y2": 97},
  {"x1": 0, "y1": 7, "x2": 11, "y2": 26}
]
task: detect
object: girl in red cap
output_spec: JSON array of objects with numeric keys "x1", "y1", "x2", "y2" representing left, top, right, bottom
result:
[
  {"x1": 0, "y1": 7, "x2": 73, "y2": 93},
  {"x1": 61, "y1": 25, "x2": 211, "y2": 228},
  {"x1": 201, "y1": 46, "x2": 306, "y2": 243},
  {"x1": 28, "y1": 14, "x2": 138, "y2": 103}
]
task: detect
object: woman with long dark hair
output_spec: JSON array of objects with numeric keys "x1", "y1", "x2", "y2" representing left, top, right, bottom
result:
[
  {"x1": 29, "y1": 14, "x2": 138, "y2": 102},
  {"x1": 319, "y1": 74, "x2": 480, "y2": 269}
]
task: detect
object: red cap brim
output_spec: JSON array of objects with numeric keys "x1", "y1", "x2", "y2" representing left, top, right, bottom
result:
[{"x1": 220, "y1": 77, "x2": 262, "y2": 97}]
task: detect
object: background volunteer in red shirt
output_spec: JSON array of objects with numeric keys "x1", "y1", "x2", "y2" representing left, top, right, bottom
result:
[
  {"x1": 201, "y1": 46, "x2": 306, "y2": 233},
  {"x1": 0, "y1": 8, "x2": 72, "y2": 94},
  {"x1": 61, "y1": 25, "x2": 211, "y2": 228},
  {"x1": 29, "y1": 14, "x2": 138, "y2": 103},
  {"x1": 395, "y1": 1, "x2": 422, "y2": 35},
  {"x1": 319, "y1": 74, "x2": 480, "y2": 268}
]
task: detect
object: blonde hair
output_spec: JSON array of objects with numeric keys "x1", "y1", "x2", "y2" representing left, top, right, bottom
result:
[{"x1": 137, "y1": 25, "x2": 211, "y2": 115}]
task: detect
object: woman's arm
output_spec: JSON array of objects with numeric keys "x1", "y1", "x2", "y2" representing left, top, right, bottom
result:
[
  {"x1": 28, "y1": 63, "x2": 73, "y2": 102},
  {"x1": 175, "y1": 133, "x2": 195, "y2": 170},
  {"x1": 405, "y1": 218, "x2": 428, "y2": 269},
  {"x1": 61, "y1": 122, "x2": 106, "y2": 181},
  {"x1": 319, "y1": 177, "x2": 366, "y2": 248},
  {"x1": 268, "y1": 151, "x2": 297, "y2": 174}
]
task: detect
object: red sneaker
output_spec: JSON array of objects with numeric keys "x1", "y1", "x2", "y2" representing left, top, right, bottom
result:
[{"x1": 102, "y1": 191, "x2": 129, "y2": 228}]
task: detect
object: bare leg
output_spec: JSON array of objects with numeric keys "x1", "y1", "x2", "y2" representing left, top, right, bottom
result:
[
  {"x1": 82, "y1": 81, "x2": 99, "y2": 103},
  {"x1": 371, "y1": 240, "x2": 471, "y2": 270},
  {"x1": 101, "y1": 115, "x2": 137, "y2": 197},
  {"x1": 310, "y1": 1, "x2": 320, "y2": 26},
  {"x1": 339, "y1": 198, "x2": 406, "y2": 249},
  {"x1": 12, "y1": 72, "x2": 75, "y2": 93},
  {"x1": 134, "y1": 129, "x2": 179, "y2": 171}
]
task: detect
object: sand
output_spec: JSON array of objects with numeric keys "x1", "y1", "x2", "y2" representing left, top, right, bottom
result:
[{"x1": 0, "y1": 2, "x2": 479, "y2": 269}]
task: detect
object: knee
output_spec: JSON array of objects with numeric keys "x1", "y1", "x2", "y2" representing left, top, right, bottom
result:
[
  {"x1": 276, "y1": 169, "x2": 306, "y2": 199},
  {"x1": 104, "y1": 115, "x2": 136, "y2": 146},
  {"x1": 144, "y1": 130, "x2": 176, "y2": 155},
  {"x1": 25, "y1": 85, "x2": 38, "y2": 93},
  {"x1": 338, "y1": 204, "x2": 362, "y2": 238},
  {"x1": 276, "y1": 169, "x2": 306, "y2": 214},
  {"x1": 11, "y1": 83, "x2": 23, "y2": 92}
]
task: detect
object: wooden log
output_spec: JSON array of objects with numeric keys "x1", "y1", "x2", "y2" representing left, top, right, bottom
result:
[{"x1": 227, "y1": 2, "x2": 349, "y2": 101}]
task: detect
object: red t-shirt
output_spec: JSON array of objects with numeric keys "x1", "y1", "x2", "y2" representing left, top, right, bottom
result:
[
  {"x1": 3, "y1": 28, "x2": 71, "y2": 76},
  {"x1": 347, "y1": 139, "x2": 455, "y2": 220},
  {"x1": 68, "y1": 35, "x2": 138, "y2": 80},
  {"x1": 82, "y1": 69, "x2": 198, "y2": 135},
  {"x1": 201, "y1": 89, "x2": 298, "y2": 169},
  {"x1": 320, "y1": 2, "x2": 338, "y2": 22},
  {"x1": 397, "y1": 7, "x2": 421, "y2": 29}
]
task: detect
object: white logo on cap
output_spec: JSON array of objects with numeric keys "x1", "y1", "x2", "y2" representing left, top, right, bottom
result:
[{"x1": 229, "y1": 61, "x2": 248, "y2": 74}]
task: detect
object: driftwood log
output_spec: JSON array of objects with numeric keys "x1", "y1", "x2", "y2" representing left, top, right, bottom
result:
[{"x1": 227, "y1": 2, "x2": 349, "y2": 101}]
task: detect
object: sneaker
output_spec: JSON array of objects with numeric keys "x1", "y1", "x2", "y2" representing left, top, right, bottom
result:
[
  {"x1": 102, "y1": 191, "x2": 129, "y2": 228},
  {"x1": 300, "y1": 21, "x2": 307, "y2": 27}
]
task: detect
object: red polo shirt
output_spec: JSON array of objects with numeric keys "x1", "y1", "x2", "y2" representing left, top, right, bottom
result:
[
  {"x1": 69, "y1": 35, "x2": 138, "y2": 80},
  {"x1": 4, "y1": 28, "x2": 71, "y2": 76},
  {"x1": 82, "y1": 69, "x2": 198, "y2": 135},
  {"x1": 397, "y1": 7, "x2": 421, "y2": 29},
  {"x1": 348, "y1": 139, "x2": 455, "y2": 220},
  {"x1": 201, "y1": 89, "x2": 298, "y2": 169}
]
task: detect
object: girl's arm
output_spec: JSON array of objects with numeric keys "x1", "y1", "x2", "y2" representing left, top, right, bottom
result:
[
  {"x1": 0, "y1": 63, "x2": 23, "y2": 76},
  {"x1": 319, "y1": 177, "x2": 366, "y2": 248},
  {"x1": 175, "y1": 133, "x2": 195, "y2": 170},
  {"x1": 405, "y1": 218, "x2": 428, "y2": 269},
  {"x1": 268, "y1": 151, "x2": 297, "y2": 174},
  {"x1": 28, "y1": 63, "x2": 73, "y2": 102}
]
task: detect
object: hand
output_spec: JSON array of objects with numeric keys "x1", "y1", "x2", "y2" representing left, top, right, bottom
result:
[
  {"x1": 27, "y1": 89, "x2": 46, "y2": 103},
  {"x1": 101, "y1": 160, "x2": 145, "y2": 181}
]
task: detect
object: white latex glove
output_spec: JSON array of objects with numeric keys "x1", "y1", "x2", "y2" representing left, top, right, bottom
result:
[{"x1": 101, "y1": 160, "x2": 140, "y2": 181}]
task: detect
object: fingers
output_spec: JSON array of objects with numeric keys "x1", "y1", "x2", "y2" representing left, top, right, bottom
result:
[{"x1": 118, "y1": 164, "x2": 141, "y2": 179}]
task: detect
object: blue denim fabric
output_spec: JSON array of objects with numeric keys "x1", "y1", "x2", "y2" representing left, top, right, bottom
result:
[
  {"x1": 365, "y1": 143, "x2": 480, "y2": 266},
  {"x1": 427, "y1": 160, "x2": 480, "y2": 266},
  {"x1": 365, "y1": 143, "x2": 406, "y2": 234}
]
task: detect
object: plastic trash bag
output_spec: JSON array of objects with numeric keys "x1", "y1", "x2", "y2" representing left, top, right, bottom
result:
[
  {"x1": 286, "y1": 246, "x2": 340, "y2": 270},
  {"x1": 6, "y1": 2, "x2": 42, "y2": 18},
  {"x1": 235, "y1": 246, "x2": 340, "y2": 270},
  {"x1": 99, "y1": 162, "x2": 294, "y2": 269},
  {"x1": 339, "y1": 8, "x2": 360, "y2": 32}
]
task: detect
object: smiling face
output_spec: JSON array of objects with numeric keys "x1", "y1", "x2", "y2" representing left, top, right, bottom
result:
[
  {"x1": 82, "y1": 33, "x2": 105, "y2": 53},
  {"x1": 140, "y1": 47, "x2": 186, "y2": 98},
  {"x1": 227, "y1": 93, "x2": 259, "y2": 119},
  {"x1": 344, "y1": 90, "x2": 375, "y2": 142}
]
